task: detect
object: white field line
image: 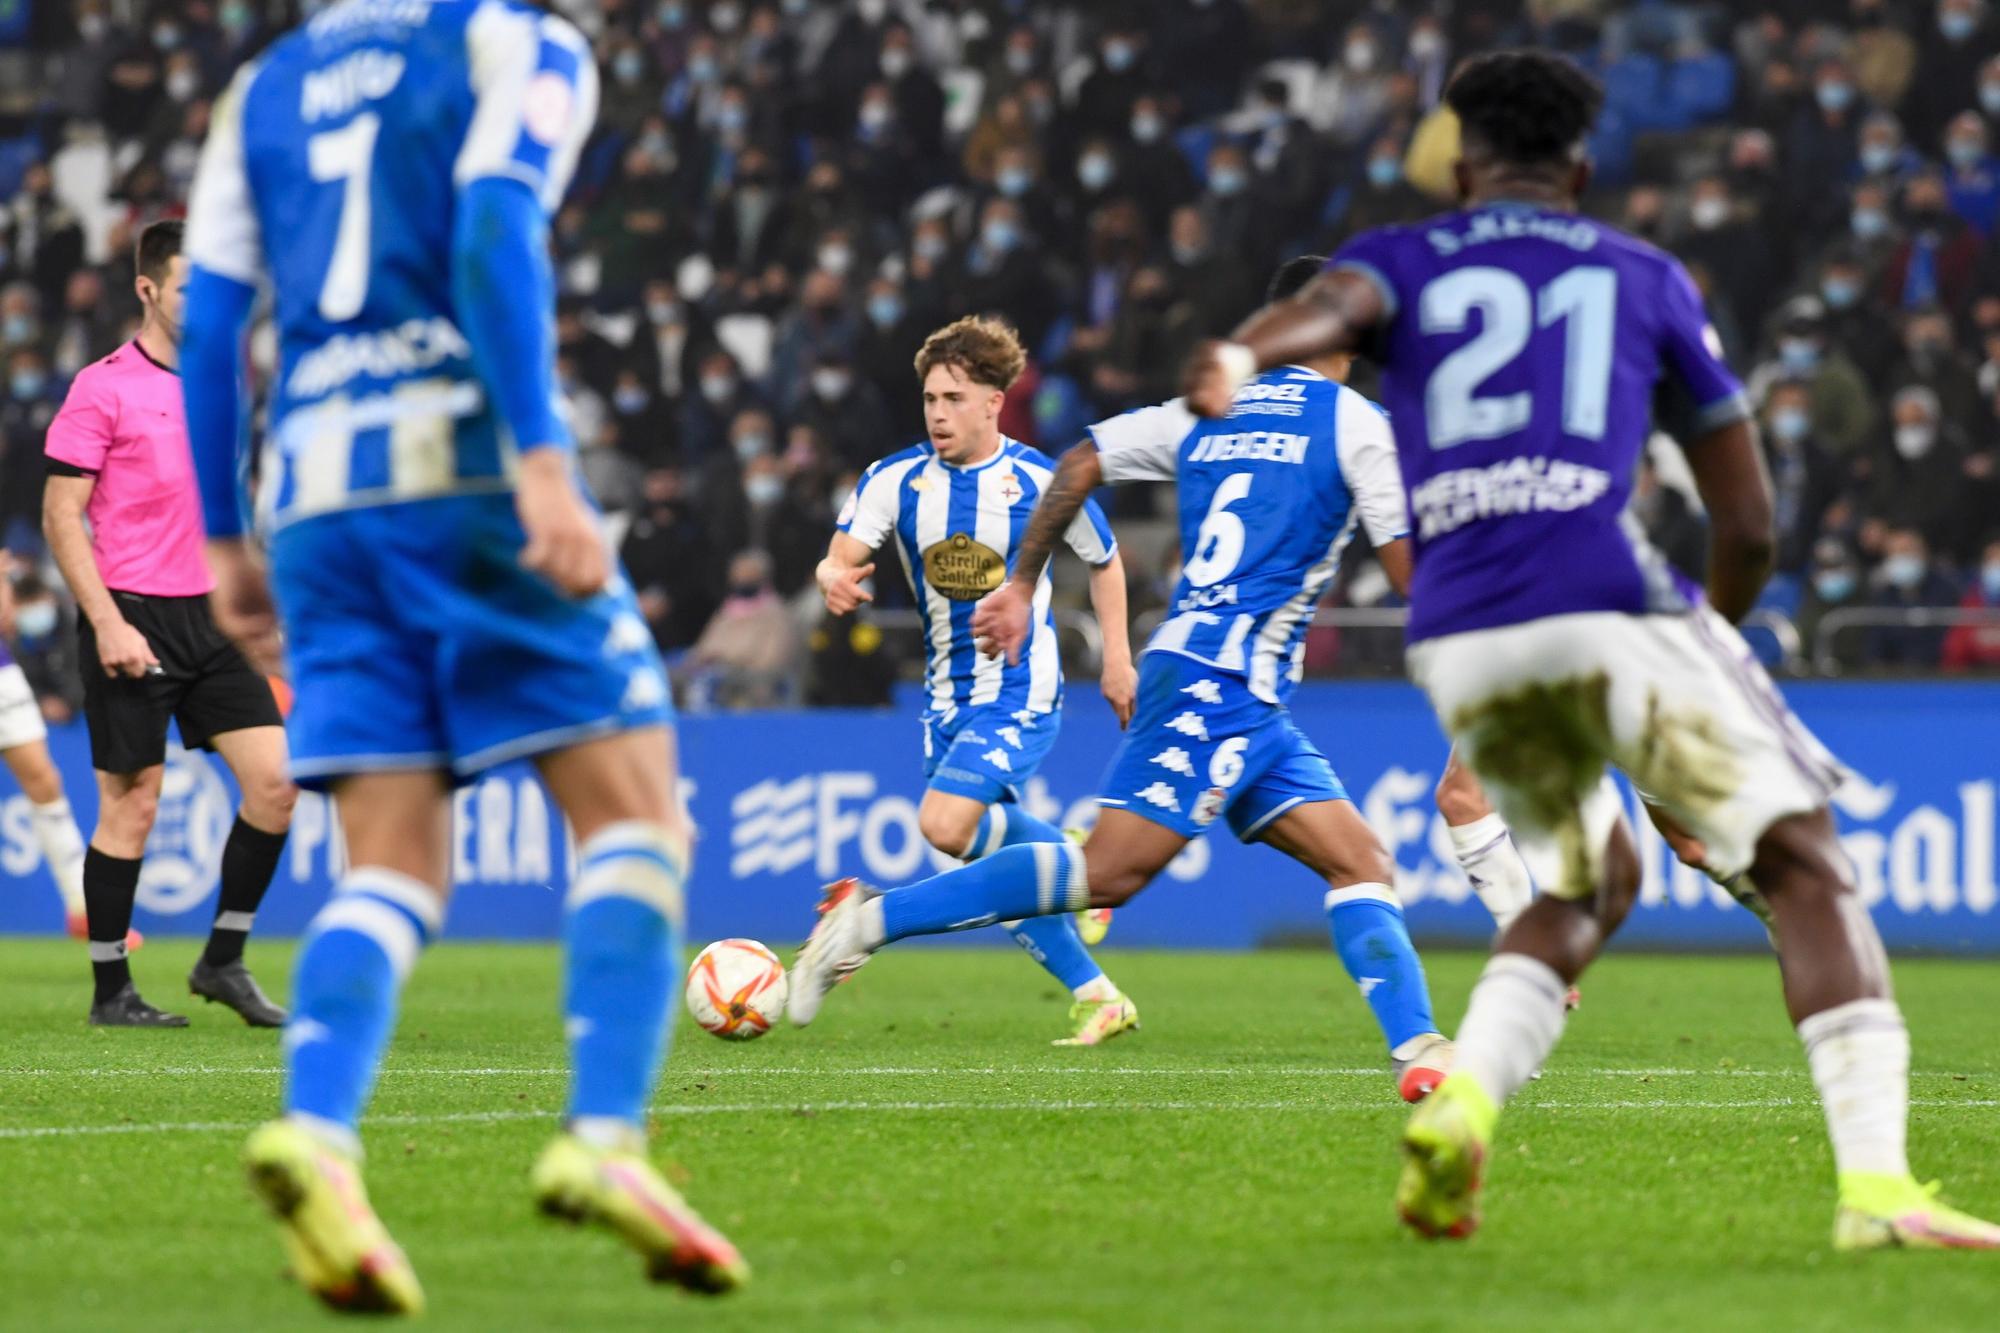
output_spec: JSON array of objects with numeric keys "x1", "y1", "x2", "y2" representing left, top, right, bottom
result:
[
  {"x1": 2, "y1": 1064, "x2": 1988, "y2": 1080},
  {"x1": 4, "y1": 1097, "x2": 1998, "y2": 1142}
]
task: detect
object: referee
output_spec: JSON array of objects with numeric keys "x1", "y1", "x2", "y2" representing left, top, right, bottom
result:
[{"x1": 42, "y1": 220, "x2": 293, "y2": 1028}]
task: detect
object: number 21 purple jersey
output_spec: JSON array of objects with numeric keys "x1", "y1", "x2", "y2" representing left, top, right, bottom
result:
[{"x1": 1329, "y1": 202, "x2": 1749, "y2": 642}]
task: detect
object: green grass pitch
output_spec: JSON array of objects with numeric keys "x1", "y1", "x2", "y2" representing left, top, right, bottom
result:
[{"x1": 4, "y1": 938, "x2": 1999, "y2": 1332}]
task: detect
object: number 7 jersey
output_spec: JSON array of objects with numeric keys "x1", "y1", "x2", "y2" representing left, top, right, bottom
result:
[
  {"x1": 1088, "y1": 367, "x2": 1408, "y2": 706},
  {"x1": 183, "y1": 0, "x2": 596, "y2": 532},
  {"x1": 1329, "y1": 202, "x2": 1749, "y2": 642}
]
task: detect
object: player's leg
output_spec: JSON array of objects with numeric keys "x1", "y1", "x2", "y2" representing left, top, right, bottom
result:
[
  {"x1": 1435, "y1": 748, "x2": 1535, "y2": 936},
  {"x1": 84, "y1": 763, "x2": 180, "y2": 1025},
  {"x1": 525, "y1": 725, "x2": 746, "y2": 1292},
  {"x1": 196, "y1": 722, "x2": 295, "y2": 1025},
  {"x1": 0, "y1": 664, "x2": 94, "y2": 933},
  {"x1": 1254, "y1": 799, "x2": 1449, "y2": 1100},
  {"x1": 919, "y1": 779, "x2": 1134, "y2": 1044},
  {"x1": 246, "y1": 769, "x2": 446, "y2": 1315},
  {"x1": 0, "y1": 738, "x2": 90, "y2": 931},
  {"x1": 790, "y1": 807, "x2": 1183, "y2": 1026}
]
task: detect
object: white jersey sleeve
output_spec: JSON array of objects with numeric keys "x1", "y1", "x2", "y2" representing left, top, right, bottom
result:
[
  {"x1": 1089, "y1": 398, "x2": 1195, "y2": 483},
  {"x1": 184, "y1": 62, "x2": 265, "y2": 285},
  {"x1": 836, "y1": 455, "x2": 917, "y2": 549},
  {"x1": 454, "y1": 2, "x2": 599, "y2": 212},
  {"x1": 1332, "y1": 387, "x2": 1410, "y2": 546}
]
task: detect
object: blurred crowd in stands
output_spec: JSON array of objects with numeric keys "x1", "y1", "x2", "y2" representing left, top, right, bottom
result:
[{"x1": 4, "y1": 0, "x2": 2000, "y2": 710}]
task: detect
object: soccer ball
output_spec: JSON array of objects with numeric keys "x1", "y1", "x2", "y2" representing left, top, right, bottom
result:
[{"x1": 684, "y1": 939, "x2": 788, "y2": 1040}]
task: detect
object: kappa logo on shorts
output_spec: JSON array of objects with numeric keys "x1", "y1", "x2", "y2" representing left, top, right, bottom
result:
[
  {"x1": 981, "y1": 748, "x2": 1013, "y2": 773},
  {"x1": 997, "y1": 725, "x2": 1023, "y2": 749},
  {"x1": 621, "y1": 666, "x2": 668, "y2": 712},
  {"x1": 1150, "y1": 747, "x2": 1196, "y2": 777},
  {"x1": 1137, "y1": 782, "x2": 1181, "y2": 813},
  {"x1": 1165, "y1": 711, "x2": 1210, "y2": 742},
  {"x1": 1190, "y1": 787, "x2": 1228, "y2": 827},
  {"x1": 1011, "y1": 708, "x2": 1036, "y2": 725},
  {"x1": 603, "y1": 612, "x2": 653, "y2": 657},
  {"x1": 1180, "y1": 680, "x2": 1224, "y2": 705}
]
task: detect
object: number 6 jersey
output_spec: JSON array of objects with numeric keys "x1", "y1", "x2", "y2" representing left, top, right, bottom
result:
[
  {"x1": 1328, "y1": 202, "x2": 1749, "y2": 642},
  {"x1": 183, "y1": 0, "x2": 597, "y2": 533},
  {"x1": 1088, "y1": 367, "x2": 1407, "y2": 706}
]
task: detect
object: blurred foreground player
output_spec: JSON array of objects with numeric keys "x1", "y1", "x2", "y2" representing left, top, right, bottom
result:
[
  {"x1": 181, "y1": 1, "x2": 744, "y2": 1312},
  {"x1": 1186, "y1": 50, "x2": 2000, "y2": 1250},
  {"x1": 43, "y1": 220, "x2": 291, "y2": 1029}
]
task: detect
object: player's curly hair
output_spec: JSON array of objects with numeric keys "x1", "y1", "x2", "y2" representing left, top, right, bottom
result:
[
  {"x1": 1445, "y1": 50, "x2": 1604, "y2": 166},
  {"x1": 913, "y1": 315, "x2": 1027, "y2": 391}
]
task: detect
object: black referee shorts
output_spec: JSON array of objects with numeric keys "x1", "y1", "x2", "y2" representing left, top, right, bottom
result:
[{"x1": 78, "y1": 590, "x2": 283, "y2": 775}]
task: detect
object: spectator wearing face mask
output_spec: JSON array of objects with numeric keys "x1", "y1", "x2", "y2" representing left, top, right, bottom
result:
[
  {"x1": 1883, "y1": 170, "x2": 1983, "y2": 313},
  {"x1": 0, "y1": 347, "x2": 59, "y2": 546},
  {"x1": 1196, "y1": 143, "x2": 1277, "y2": 270},
  {"x1": 1164, "y1": 205, "x2": 1255, "y2": 337},
  {"x1": 771, "y1": 265, "x2": 861, "y2": 414},
  {"x1": 621, "y1": 468, "x2": 718, "y2": 652},
  {"x1": 1887, "y1": 305, "x2": 1982, "y2": 433},
  {"x1": 1121, "y1": 95, "x2": 1199, "y2": 232},
  {"x1": 963, "y1": 91, "x2": 1040, "y2": 190},
  {"x1": 6, "y1": 569, "x2": 84, "y2": 720},
  {"x1": 794, "y1": 351, "x2": 895, "y2": 471},
  {"x1": 678, "y1": 549, "x2": 806, "y2": 710},
  {"x1": 1076, "y1": 28, "x2": 1154, "y2": 141},
  {"x1": 1836, "y1": 177, "x2": 1906, "y2": 280},
  {"x1": 1907, "y1": 0, "x2": 1997, "y2": 148},
  {"x1": 849, "y1": 80, "x2": 929, "y2": 215},
  {"x1": 1981, "y1": 52, "x2": 2000, "y2": 126},
  {"x1": 1869, "y1": 386, "x2": 1976, "y2": 552},
  {"x1": 1864, "y1": 525, "x2": 1962, "y2": 667},
  {"x1": 1314, "y1": 21, "x2": 1395, "y2": 147},
  {"x1": 877, "y1": 23, "x2": 944, "y2": 161},
  {"x1": 1785, "y1": 58, "x2": 1867, "y2": 226},
  {"x1": 856, "y1": 277, "x2": 926, "y2": 435},
  {"x1": 679, "y1": 349, "x2": 769, "y2": 462},
  {"x1": 1678, "y1": 173, "x2": 1779, "y2": 336},
  {"x1": 985, "y1": 144, "x2": 1062, "y2": 247},
  {"x1": 1762, "y1": 380, "x2": 1843, "y2": 574},
  {"x1": 1805, "y1": 247, "x2": 1889, "y2": 367},
  {"x1": 1852, "y1": 111, "x2": 1922, "y2": 186},
  {"x1": 1943, "y1": 111, "x2": 2000, "y2": 233},
  {"x1": 5, "y1": 167, "x2": 87, "y2": 312},
  {"x1": 1943, "y1": 536, "x2": 2000, "y2": 669},
  {"x1": 1327, "y1": 132, "x2": 1429, "y2": 240},
  {"x1": 606, "y1": 366, "x2": 675, "y2": 465},
  {"x1": 1799, "y1": 537, "x2": 1868, "y2": 661},
  {"x1": 1752, "y1": 298, "x2": 1878, "y2": 456},
  {"x1": 961, "y1": 197, "x2": 1057, "y2": 348}
]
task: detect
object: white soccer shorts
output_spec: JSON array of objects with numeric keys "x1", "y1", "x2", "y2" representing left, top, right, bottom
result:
[
  {"x1": 0, "y1": 663, "x2": 48, "y2": 751},
  {"x1": 1410, "y1": 605, "x2": 1841, "y2": 896}
]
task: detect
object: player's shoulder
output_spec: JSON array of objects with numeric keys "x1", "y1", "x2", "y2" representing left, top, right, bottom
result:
[
  {"x1": 859, "y1": 441, "x2": 935, "y2": 483},
  {"x1": 69, "y1": 344, "x2": 139, "y2": 389},
  {"x1": 1002, "y1": 438, "x2": 1059, "y2": 473},
  {"x1": 1576, "y1": 215, "x2": 1687, "y2": 277}
]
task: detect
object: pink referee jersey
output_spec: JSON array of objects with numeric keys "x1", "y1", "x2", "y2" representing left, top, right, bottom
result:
[{"x1": 44, "y1": 341, "x2": 215, "y2": 598}]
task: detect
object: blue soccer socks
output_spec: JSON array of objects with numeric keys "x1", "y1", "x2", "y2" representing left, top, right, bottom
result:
[{"x1": 1324, "y1": 883, "x2": 1440, "y2": 1053}]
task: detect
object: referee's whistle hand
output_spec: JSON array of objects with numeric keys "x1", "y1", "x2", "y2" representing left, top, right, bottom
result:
[{"x1": 95, "y1": 618, "x2": 159, "y2": 679}]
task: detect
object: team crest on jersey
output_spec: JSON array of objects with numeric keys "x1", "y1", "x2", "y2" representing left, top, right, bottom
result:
[
  {"x1": 1190, "y1": 787, "x2": 1228, "y2": 827},
  {"x1": 923, "y1": 533, "x2": 1006, "y2": 601},
  {"x1": 996, "y1": 471, "x2": 1022, "y2": 503},
  {"x1": 522, "y1": 72, "x2": 575, "y2": 146}
]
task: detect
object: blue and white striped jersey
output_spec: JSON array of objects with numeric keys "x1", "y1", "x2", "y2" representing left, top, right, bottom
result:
[
  {"x1": 1088, "y1": 367, "x2": 1407, "y2": 705},
  {"x1": 183, "y1": 0, "x2": 596, "y2": 532},
  {"x1": 838, "y1": 437, "x2": 1116, "y2": 718}
]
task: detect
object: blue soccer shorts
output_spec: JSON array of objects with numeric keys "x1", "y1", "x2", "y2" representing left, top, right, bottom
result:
[
  {"x1": 921, "y1": 702, "x2": 1062, "y2": 805},
  {"x1": 268, "y1": 491, "x2": 672, "y2": 790},
  {"x1": 1097, "y1": 653, "x2": 1347, "y2": 841}
]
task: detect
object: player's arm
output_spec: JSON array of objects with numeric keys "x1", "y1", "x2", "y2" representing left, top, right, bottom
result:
[
  {"x1": 181, "y1": 61, "x2": 285, "y2": 670},
  {"x1": 453, "y1": 7, "x2": 603, "y2": 597},
  {"x1": 1682, "y1": 418, "x2": 1774, "y2": 624},
  {"x1": 43, "y1": 474, "x2": 156, "y2": 678},
  {"x1": 972, "y1": 442, "x2": 1102, "y2": 665},
  {"x1": 1334, "y1": 387, "x2": 1416, "y2": 601},
  {"x1": 1086, "y1": 550, "x2": 1136, "y2": 727},
  {"x1": 1655, "y1": 259, "x2": 1770, "y2": 624},
  {"x1": 816, "y1": 532, "x2": 876, "y2": 616},
  {"x1": 1182, "y1": 269, "x2": 1385, "y2": 418},
  {"x1": 1377, "y1": 538, "x2": 1413, "y2": 597}
]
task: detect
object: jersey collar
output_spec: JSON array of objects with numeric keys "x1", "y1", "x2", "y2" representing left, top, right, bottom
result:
[
  {"x1": 130, "y1": 338, "x2": 179, "y2": 377},
  {"x1": 935, "y1": 436, "x2": 1013, "y2": 472}
]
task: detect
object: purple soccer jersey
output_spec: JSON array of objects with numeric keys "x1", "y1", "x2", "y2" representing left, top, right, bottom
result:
[{"x1": 1330, "y1": 202, "x2": 1748, "y2": 642}]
